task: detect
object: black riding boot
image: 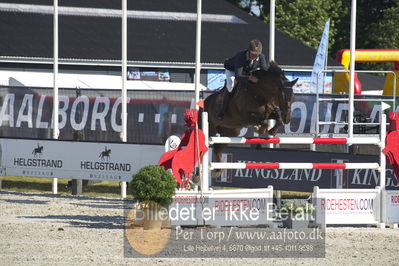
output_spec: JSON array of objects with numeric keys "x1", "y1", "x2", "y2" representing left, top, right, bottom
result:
[{"x1": 216, "y1": 91, "x2": 232, "y2": 120}]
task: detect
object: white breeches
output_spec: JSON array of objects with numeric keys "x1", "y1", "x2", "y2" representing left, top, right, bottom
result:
[{"x1": 225, "y1": 70, "x2": 235, "y2": 92}]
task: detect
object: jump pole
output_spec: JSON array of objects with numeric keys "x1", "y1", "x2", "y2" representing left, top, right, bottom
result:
[
  {"x1": 52, "y1": 0, "x2": 59, "y2": 194},
  {"x1": 210, "y1": 162, "x2": 380, "y2": 170},
  {"x1": 201, "y1": 112, "x2": 209, "y2": 192},
  {"x1": 194, "y1": 0, "x2": 202, "y2": 108},
  {"x1": 348, "y1": 0, "x2": 357, "y2": 138},
  {"x1": 210, "y1": 136, "x2": 381, "y2": 145},
  {"x1": 120, "y1": 0, "x2": 128, "y2": 198},
  {"x1": 379, "y1": 112, "x2": 388, "y2": 228}
]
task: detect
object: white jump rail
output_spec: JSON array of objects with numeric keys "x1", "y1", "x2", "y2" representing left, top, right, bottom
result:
[
  {"x1": 210, "y1": 162, "x2": 380, "y2": 170},
  {"x1": 210, "y1": 136, "x2": 381, "y2": 145}
]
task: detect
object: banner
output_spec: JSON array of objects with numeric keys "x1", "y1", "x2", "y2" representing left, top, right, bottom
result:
[
  {"x1": 285, "y1": 71, "x2": 332, "y2": 94},
  {"x1": 0, "y1": 138, "x2": 163, "y2": 181},
  {"x1": 314, "y1": 188, "x2": 380, "y2": 225},
  {"x1": 0, "y1": 86, "x2": 397, "y2": 144},
  {"x1": 127, "y1": 68, "x2": 170, "y2": 81}
]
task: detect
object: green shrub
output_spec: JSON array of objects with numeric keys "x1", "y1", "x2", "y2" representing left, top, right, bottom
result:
[{"x1": 130, "y1": 165, "x2": 176, "y2": 207}]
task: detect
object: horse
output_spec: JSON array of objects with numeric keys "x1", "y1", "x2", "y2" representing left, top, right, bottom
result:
[
  {"x1": 32, "y1": 144, "x2": 43, "y2": 157},
  {"x1": 202, "y1": 61, "x2": 298, "y2": 178},
  {"x1": 99, "y1": 146, "x2": 111, "y2": 160}
]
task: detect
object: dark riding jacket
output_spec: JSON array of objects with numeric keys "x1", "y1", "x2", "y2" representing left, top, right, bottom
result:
[{"x1": 224, "y1": 50, "x2": 268, "y2": 83}]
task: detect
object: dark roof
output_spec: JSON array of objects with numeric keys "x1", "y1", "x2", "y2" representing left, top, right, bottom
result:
[{"x1": 0, "y1": 0, "x2": 340, "y2": 67}]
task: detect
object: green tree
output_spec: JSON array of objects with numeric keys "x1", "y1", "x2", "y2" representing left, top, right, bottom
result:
[
  {"x1": 375, "y1": 1, "x2": 399, "y2": 49},
  {"x1": 265, "y1": 0, "x2": 345, "y2": 52},
  {"x1": 349, "y1": 0, "x2": 397, "y2": 70},
  {"x1": 367, "y1": 1, "x2": 399, "y2": 70}
]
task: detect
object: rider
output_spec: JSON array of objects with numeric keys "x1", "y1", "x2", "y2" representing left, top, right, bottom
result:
[{"x1": 216, "y1": 39, "x2": 268, "y2": 120}]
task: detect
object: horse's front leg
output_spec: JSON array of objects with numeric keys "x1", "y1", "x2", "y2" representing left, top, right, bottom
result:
[
  {"x1": 253, "y1": 121, "x2": 281, "y2": 136},
  {"x1": 264, "y1": 107, "x2": 284, "y2": 136},
  {"x1": 267, "y1": 120, "x2": 283, "y2": 136},
  {"x1": 254, "y1": 123, "x2": 270, "y2": 135}
]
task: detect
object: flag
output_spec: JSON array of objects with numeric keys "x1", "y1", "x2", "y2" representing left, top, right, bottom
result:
[
  {"x1": 309, "y1": 19, "x2": 330, "y2": 93},
  {"x1": 196, "y1": 100, "x2": 204, "y2": 109}
]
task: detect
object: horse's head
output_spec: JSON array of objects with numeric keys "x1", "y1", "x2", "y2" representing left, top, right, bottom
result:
[
  {"x1": 252, "y1": 61, "x2": 297, "y2": 124},
  {"x1": 279, "y1": 76, "x2": 297, "y2": 123}
]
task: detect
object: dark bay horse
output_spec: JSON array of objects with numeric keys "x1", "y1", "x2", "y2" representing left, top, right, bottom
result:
[{"x1": 202, "y1": 61, "x2": 298, "y2": 178}]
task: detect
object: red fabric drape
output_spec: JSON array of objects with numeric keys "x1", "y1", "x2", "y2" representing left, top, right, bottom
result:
[{"x1": 158, "y1": 109, "x2": 208, "y2": 188}]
